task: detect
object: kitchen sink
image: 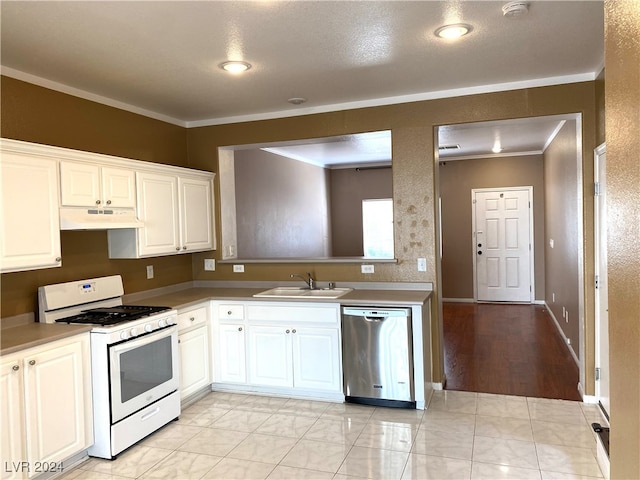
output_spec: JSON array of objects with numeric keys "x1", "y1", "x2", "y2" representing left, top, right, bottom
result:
[{"x1": 253, "y1": 287, "x2": 352, "y2": 299}]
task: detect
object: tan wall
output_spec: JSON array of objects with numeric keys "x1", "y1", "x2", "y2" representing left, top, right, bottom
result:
[
  {"x1": 604, "y1": 1, "x2": 640, "y2": 478},
  {"x1": 234, "y1": 149, "x2": 331, "y2": 258},
  {"x1": 0, "y1": 77, "x2": 192, "y2": 318},
  {"x1": 544, "y1": 121, "x2": 581, "y2": 356},
  {"x1": 329, "y1": 167, "x2": 393, "y2": 256},
  {"x1": 439, "y1": 155, "x2": 545, "y2": 300}
]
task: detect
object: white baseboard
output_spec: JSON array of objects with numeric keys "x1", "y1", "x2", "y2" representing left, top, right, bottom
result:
[
  {"x1": 432, "y1": 382, "x2": 444, "y2": 391},
  {"x1": 544, "y1": 302, "x2": 580, "y2": 368}
]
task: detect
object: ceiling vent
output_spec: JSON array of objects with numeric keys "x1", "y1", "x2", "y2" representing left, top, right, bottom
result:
[
  {"x1": 502, "y1": 1, "x2": 529, "y2": 17},
  {"x1": 438, "y1": 144, "x2": 461, "y2": 151}
]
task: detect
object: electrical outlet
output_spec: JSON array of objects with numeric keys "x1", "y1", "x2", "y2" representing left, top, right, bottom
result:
[
  {"x1": 233, "y1": 264, "x2": 245, "y2": 273},
  {"x1": 549, "y1": 238, "x2": 554, "y2": 248},
  {"x1": 361, "y1": 264, "x2": 374, "y2": 274},
  {"x1": 417, "y1": 258, "x2": 427, "y2": 272},
  {"x1": 146, "y1": 265, "x2": 154, "y2": 279},
  {"x1": 204, "y1": 259, "x2": 216, "y2": 271}
]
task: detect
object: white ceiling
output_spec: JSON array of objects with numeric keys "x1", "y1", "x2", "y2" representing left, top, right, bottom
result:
[{"x1": 0, "y1": 1, "x2": 603, "y2": 160}]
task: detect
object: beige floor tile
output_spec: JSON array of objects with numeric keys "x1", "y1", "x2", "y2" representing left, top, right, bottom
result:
[
  {"x1": 412, "y1": 428, "x2": 474, "y2": 460},
  {"x1": 139, "y1": 423, "x2": 203, "y2": 450},
  {"x1": 429, "y1": 390, "x2": 478, "y2": 414},
  {"x1": 338, "y1": 445, "x2": 409, "y2": 479},
  {"x1": 527, "y1": 399, "x2": 586, "y2": 425},
  {"x1": 176, "y1": 407, "x2": 229, "y2": 427},
  {"x1": 475, "y1": 414, "x2": 534, "y2": 442},
  {"x1": 536, "y1": 444, "x2": 603, "y2": 478},
  {"x1": 177, "y1": 427, "x2": 248, "y2": 457},
  {"x1": 321, "y1": 402, "x2": 376, "y2": 422},
  {"x1": 82, "y1": 446, "x2": 172, "y2": 478},
  {"x1": 355, "y1": 423, "x2": 417, "y2": 452},
  {"x1": 57, "y1": 469, "x2": 133, "y2": 480},
  {"x1": 227, "y1": 432, "x2": 298, "y2": 464},
  {"x1": 255, "y1": 412, "x2": 317, "y2": 438},
  {"x1": 267, "y1": 465, "x2": 335, "y2": 479},
  {"x1": 303, "y1": 417, "x2": 367, "y2": 445},
  {"x1": 471, "y1": 461, "x2": 542, "y2": 479},
  {"x1": 201, "y1": 457, "x2": 275, "y2": 480},
  {"x1": 540, "y1": 471, "x2": 605, "y2": 479},
  {"x1": 476, "y1": 393, "x2": 531, "y2": 420},
  {"x1": 238, "y1": 395, "x2": 291, "y2": 412},
  {"x1": 369, "y1": 406, "x2": 424, "y2": 426},
  {"x1": 472, "y1": 436, "x2": 539, "y2": 470},
  {"x1": 210, "y1": 409, "x2": 273, "y2": 432},
  {"x1": 277, "y1": 398, "x2": 331, "y2": 417},
  {"x1": 139, "y1": 450, "x2": 221, "y2": 479},
  {"x1": 420, "y1": 410, "x2": 477, "y2": 435},
  {"x1": 532, "y1": 420, "x2": 597, "y2": 449},
  {"x1": 279, "y1": 439, "x2": 351, "y2": 473},
  {"x1": 401, "y1": 453, "x2": 472, "y2": 480}
]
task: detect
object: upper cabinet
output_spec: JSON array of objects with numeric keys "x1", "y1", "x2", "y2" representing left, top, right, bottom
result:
[
  {"x1": 107, "y1": 170, "x2": 215, "y2": 258},
  {"x1": 0, "y1": 145, "x2": 62, "y2": 273},
  {"x1": 60, "y1": 161, "x2": 136, "y2": 208}
]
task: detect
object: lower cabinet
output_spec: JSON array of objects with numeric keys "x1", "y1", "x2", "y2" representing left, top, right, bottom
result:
[
  {"x1": 177, "y1": 304, "x2": 211, "y2": 400},
  {"x1": 1, "y1": 334, "x2": 93, "y2": 480},
  {"x1": 212, "y1": 301, "x2": 342, "y2": 397}
]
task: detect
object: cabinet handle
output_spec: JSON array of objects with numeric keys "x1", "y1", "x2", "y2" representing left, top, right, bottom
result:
[
  {"x1": 176, "y1": 247, "x2": 180, "y2": 251},
  {"x1": 95, "y1": 200, "x2": 101, "y2": 205},
  {"x1": 286, "y1": 329, "x2": 290, "y2": 334},
  {"x1": 190, "y1": 316, "x2": 195, "y2": 322},
  {"x1": 182, "y1": 246, "x2": 187, "y2": 250},
  {"x1": 292, "y1": 329, "x2": 297, "y2": 333},
  {"x1": 238, "y1": 327, "x2": 243, "y2": 332},
  {"x1": 227, "y1": 311, "x2": 232, "y2": 315},
  {"x1": 12, "y1": 364, "x2": 19, "y2": 371},
  {"x1": 28, "y1": 360, "x2": 36, "y2": 366},
  {"x1": 55, "y1": 257, "x2": 61, "y2": 262},
  {"x1": 106, "y1": 200, "x2": 112, "y2": 205}
]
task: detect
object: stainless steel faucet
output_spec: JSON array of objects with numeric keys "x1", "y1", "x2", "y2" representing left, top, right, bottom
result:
[{"x1": 290, "y1": 272, "x2": 316, "y2": 289}]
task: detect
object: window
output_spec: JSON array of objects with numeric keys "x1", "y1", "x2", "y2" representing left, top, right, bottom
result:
[{"x1": 362, "y1": 198, "x2": 394, "y2": 258}]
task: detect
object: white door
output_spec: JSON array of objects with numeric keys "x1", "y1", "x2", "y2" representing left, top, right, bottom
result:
[
  {"x1": 60, "y1": 161, "x2": 101, "y2": 207},
  {"x1": 292, "y1": 327, "x2": 341, "y2": 392},
  {"x1": 473, "y1": 187, "x2": 533, "y2": 302},
  {"x1": 216, "y1": 324, "x2": 247, "y2": 384},
  {"x1": 136, "y1": 172, "x2": 180, "y2": 256},
  {"x1": 247, "y1": 326, "x2": 293, "y2": 388},
  {"x1": 179, "y1": 326, "x2": 211, "y2": 399},
  {"x1": 101, "y1": 167, "x2": 136, "y2": 208},
  {"x1": 594, "y1": 143, "x2": 610, "y2": 417},
  {"x1": 179, "y1": 176, "x2": 214, "y2": 251}
]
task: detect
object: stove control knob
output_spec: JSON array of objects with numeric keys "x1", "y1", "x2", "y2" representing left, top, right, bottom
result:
[
  {"x1": 144, "y1": 324, "x2": 153, "y2": 333},
  {"x1": 167, "y1": 316, "x2": 176, "y2": 325},
  {"x1": 129, "y1": 327, "x2": 139, "y2": 337},
  {"x1": 120, "y1": 331, "x2": 128, "y2": 340},
  {"x1": 158, "y1": 318, "x2": 167, "y2": 328}
]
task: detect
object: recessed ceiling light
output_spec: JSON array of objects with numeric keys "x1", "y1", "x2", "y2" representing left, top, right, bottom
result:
[
  {"x1": 219, "y1": 61, "x2": 251, "y2": 73},
  {"x1": 435, "y1": 23, "x2": 472, "y2": 39}
]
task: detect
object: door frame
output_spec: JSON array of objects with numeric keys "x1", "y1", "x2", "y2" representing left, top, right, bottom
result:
[{"x1": 471, "y1": 186, "x2": 535, "y2": 303}]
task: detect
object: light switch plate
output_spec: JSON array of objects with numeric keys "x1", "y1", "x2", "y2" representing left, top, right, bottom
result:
[
  {"x1": 233, "y1": 264, "x2": 245, "y2": 273},
  {"x1": 146, "y1": 265, "x2": 154, "y2": 279},
  {"x1": 417, "y1": 258, "x2": 427, "y2": 271},
  {"x1": 361, "y1": 265, "x2": 374, "y2": 274},
  {"x1": 204, "y1": 259, "x2": 215, "y2": 271}
]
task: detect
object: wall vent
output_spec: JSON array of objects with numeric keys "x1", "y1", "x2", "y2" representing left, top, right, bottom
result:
[{"x1": 438, "y1": 144, "x2": 461, "y2": 151}]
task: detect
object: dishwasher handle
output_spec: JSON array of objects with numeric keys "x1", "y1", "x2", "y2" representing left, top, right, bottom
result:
[
  {"x1": 363, "y1": 316, "x2": 386, "y2": 322},
  {"x1": 343, "y1": 307, "x2": 411, "y2": 318}
]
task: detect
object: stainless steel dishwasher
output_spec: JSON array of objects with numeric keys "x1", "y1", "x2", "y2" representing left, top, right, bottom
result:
[{"x1": 342, "y1": 307, "x2": 415, "y2": 408}]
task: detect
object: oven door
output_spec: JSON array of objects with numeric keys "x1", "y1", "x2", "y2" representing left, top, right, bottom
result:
[{"x1": 109, "y1": 325, "x2": 179, "y2": 423}]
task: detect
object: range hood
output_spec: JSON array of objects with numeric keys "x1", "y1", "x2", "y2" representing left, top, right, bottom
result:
[{"x1": 60, "y1": 207, "x2": 144, "y2": 230}]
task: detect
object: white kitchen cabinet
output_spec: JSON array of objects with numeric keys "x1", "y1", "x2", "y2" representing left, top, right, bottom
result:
[
  {"x1": 0, "y1": 147, "x2": 61, "y2": 273},
  {"x1": 292, "y1": 327, "x2": 341, "y2": 392},
  {"x1": 108, "y1": 171, "x2": 215, "y2": 258},
  {"x1": 247, "y1": 325, "x2": 294, "y2": 388},
  {"x1": 0, "y1": 334, "x2": 93, "y2": 479},
  {"x1": 60, "y1": 161, "x2": 136, "y2": 208},
  {"x1": 213, "y1": 303, "x2": 247, "y2": 384},
  {"x1": 177, "y1": 304, "x2": 211, "y2": 400}
]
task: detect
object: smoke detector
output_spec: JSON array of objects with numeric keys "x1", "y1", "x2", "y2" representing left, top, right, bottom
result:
[{"x1": 502, "y1": 1, "x2": 529, "y2": 17}]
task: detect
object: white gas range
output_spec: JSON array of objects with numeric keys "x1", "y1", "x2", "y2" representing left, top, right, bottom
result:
[{"x1": 38, "y1": 275, "x2": 181, "y2": 459}]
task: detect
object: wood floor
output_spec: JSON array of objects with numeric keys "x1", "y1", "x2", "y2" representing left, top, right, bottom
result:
[{"x1": 443, "y1": 302, "x2": 581, "y2": 401}]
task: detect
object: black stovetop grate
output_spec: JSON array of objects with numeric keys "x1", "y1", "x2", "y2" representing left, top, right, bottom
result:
[{"x1": 55, "y1": 305, "x2": 171, "y2": 326}]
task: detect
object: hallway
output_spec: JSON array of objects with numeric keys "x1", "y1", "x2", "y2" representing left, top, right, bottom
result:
[{"x1": 443, "y1": 302, "x2": 581, "y2": 401}]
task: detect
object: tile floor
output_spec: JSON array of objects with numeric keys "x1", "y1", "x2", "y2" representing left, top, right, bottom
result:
[{"x1": 59, "y1": 390, "x2": 605, "y2": 479}]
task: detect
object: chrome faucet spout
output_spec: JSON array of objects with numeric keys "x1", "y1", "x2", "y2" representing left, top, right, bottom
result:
[{"x1": 290, "y1": 272, "x2": 316, "y2": 289}]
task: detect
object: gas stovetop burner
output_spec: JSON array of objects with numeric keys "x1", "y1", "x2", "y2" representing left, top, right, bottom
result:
[{"x1": 56, "y1": 305, "x2": 171, "y2": 326}]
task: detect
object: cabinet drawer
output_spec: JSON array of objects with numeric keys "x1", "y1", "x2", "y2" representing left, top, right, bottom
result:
[
  {"x1": 218, "y1": 304, "x2": 245, "y2": 321},
  {"x1": 178, "y1": 306, "x2": 208, "y2": 330}
]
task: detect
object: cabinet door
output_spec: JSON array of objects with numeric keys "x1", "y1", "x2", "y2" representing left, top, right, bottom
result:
[
  {"x1": 216, "y1": 324, "x2": 247, "y2": 384},
  {"x1": 23, "y1": 339, "x2": 89, "y2": 470},
  {"x1": 179, "y1": 326, "x2": 211, "y2": 399},
  {"x1": 247, "y1": 326, "x2": 293, "y2": 388},
  {"x1": 1, "y1": 359, "x2": 26, "y2": 480},
  {"x1": 60, "y1": 161, "x2": 101, "y2": 207},
  {"x1": 136, "y1": 172, "x2": 180, "y2": 256},
  {"x1": 101, "y1": 166, "x2": 136, "y2": 208},
  {"x1": 292, "y1": 327, "x2": 341, "y2": 392},
  {"x1": 179, "y1": 176, "x2": 214, "y2": 252},
  {"x1": 0, "y1": 153, "x2": 61, "y2": 273}
]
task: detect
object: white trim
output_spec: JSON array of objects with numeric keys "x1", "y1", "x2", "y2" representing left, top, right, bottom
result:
[
  {"x1": 542, "y1": 120, "x2": 567, "y2": 152},
  {"x1": 0, "y1": 66, "x2": 596, "y2": 128},
  {"x1": 432, "y1": 382, "x2": 444, "y2": 391},
  {"x1": 440, "y1": 150, "x2": 543, "y2": 163},
  {"x1": 545, "y1": 302, "x2": 580, "y2": 367}
]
